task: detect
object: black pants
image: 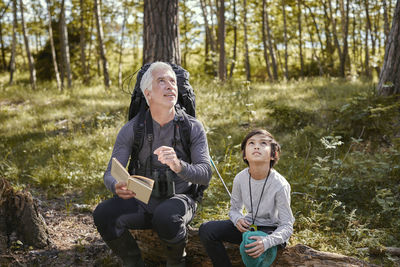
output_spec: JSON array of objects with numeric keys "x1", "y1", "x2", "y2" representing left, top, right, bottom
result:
[
  {"x1": 93, "y1": 194, "x2": 196, "y2": 244},
  {"x1": 199, "y1": 220, "x2": 278, "y2": 267}
]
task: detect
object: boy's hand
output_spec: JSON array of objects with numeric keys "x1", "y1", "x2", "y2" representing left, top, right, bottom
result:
[
  {"x1": 236, "y1": 218, "x2": 251, "y2": 233},
  {"x1": 115, "y1": 181, "x2": 136, "y2": 199},
  {"x1": 154, "y1": 146, "x2": 182, "y2": 173},
  {"x1": 245, "y1": 236, "x2": 265, "y2": 258}
]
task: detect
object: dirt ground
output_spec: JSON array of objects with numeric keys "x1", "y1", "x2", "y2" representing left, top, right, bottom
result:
[{"x1": 1, "y1": 194, "x2": 125, "y2": 267}]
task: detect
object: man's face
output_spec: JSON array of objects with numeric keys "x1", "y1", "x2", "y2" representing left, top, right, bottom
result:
[
  {"x1": 244, "y1": 134, "x2": 273, "y2": 165},
  {"x1": 145, "y1": 68, "x2": 177, "y2": 109}
]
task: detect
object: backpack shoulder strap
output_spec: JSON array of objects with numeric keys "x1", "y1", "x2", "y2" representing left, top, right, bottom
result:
[
  {"x1": 175, "y1": 108, "x2": 192, "y2": 163},
  {"x1": 127, "y1": 109, "x2": 147, "y2": 174}
]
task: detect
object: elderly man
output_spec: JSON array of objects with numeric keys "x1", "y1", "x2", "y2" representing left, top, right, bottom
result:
[{"x1": 93, "y1": 62, "x2": 212, "y2": 267}]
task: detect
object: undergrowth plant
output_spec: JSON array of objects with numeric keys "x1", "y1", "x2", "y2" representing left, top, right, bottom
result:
[{"x1": 1, "y1": 73, "x2": 399, "y2": 266}]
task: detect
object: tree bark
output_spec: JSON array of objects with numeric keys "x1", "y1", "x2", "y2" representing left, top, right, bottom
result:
[
  {"x1": 0, "y1": 22, "x2": 5, "y2": 70},
  {"x1": 45, "y1": 0, "x2": 61, "y2": 91},
  {"x1": 60, "y1": 0, "x2": 72, "y2": 89},
  {"x1": 80, "y1": 0, "x2": 88, "y2": 84},
  {"x1": 228, "y1": 0, "x2": 237, "y2": 79},
  {"x1": 383, "y1": 0, "x2": 390, "y2": 46},
  {"x1": 0, "y1": 2, "x2": 10, "y2": 70},
  {"x1": 364, "y1": 0, "x2": 371, "y2": 77},
  {"x1": 181, "y1": 0, "x2": 189, "y2": 69},
  {"x1": 377, "y1": 0, "x2": 400, "y2": 95},
  {"x1": 264, "y1": 0, "x2": 278, "y2": 81},
  {"x1": 143, "y1": 0, "x2": 180, "y2": 65},
  {"x1": 130, "y1": 228, "x2": 379, "y2": 267},
  {"x1": 87, "y1": 12, "x2": 94, "y2": 82},
  {"x1": 19, "y1": 0, "x2": 37, "y2": 90},
  {"x1": 200, "y1": 0, "x2": 217, "y2": 75},
  {"x1": 0, "y1": 178, "x2": 51, "y2": 251},
  {"x1": 243, "y1": 0, "x2": 250, "y2": 81},
  {"x1": 218, "y1": 0, "x2": 226, "y2": 81},
  {"x1": 261, "y1": 0, "x2": 272, "y2": 81},
  {"x1": 304, "y1": 2, "x2": 325, "y2": 75},
  {"x1": 282, "y1": 0, "x2": 289, "y2": 80},
  {"x1": 94, "y1": 0, "x2": 110, "y2": 88},
  {"x1": 8, "y1": 0, "x2": 17, "y2": 85},
  {"x1": 118, "y1": 3, "x2": 128, "y2": 88},
  {"x1": 297, "y1": 0, "x2": 304, "y2": 78}
]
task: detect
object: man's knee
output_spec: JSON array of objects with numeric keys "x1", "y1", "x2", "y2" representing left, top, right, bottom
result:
[
  {"x1": 93, "y1": 202, "x2": 107, "y2": 228},
  {"x1": 152, "y1": 208, "x2": 185, "y2": 242}
]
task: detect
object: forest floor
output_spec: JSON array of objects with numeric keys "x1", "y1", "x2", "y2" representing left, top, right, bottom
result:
[{"x1": 2, "y1": 193, "x2": 124, "y2": 267}]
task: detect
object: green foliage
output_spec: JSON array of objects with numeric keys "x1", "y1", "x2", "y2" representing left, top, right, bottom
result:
[{"x1": 1, "y1": 73, "x2": 399, "y2": 265}]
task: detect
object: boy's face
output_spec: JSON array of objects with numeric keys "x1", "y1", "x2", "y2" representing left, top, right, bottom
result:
[{"x1": 244, "y1": 134, "x2": 274, "y2": 165}]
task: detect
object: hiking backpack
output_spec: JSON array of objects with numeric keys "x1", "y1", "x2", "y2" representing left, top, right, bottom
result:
[{"x1": 127, "y1": 62, "x2": 207, "y2": 202}]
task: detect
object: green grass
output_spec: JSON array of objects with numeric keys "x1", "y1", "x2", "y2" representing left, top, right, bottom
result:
[{"x1": 1, "y1": 73, "x2": 399, "y2": 266}]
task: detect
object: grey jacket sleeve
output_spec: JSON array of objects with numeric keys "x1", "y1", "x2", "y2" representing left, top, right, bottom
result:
[
  {"x1": 103, "y1": 120, "x2": 135, "y2": 194},
  {"x1": 177, "y1": 119, "x2": 212, "y2": 186}
]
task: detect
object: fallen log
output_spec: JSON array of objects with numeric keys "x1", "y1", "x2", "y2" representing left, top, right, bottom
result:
[
  {"x1": 0, "y1": 178, "x2": 51, "y2": 253},
  {"x1": 358, "y1": 247, "x2": 400, "y2": 256},
  {"x1": 130, "y1": 227, "x2": 379, "y2": 267}
]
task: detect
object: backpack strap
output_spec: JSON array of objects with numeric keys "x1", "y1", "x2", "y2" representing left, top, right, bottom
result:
[
  {"x1": 175, "y1": 108, "x2": 192, "y2": 163},
  {"x1": 127, "y1": 109, "x2": 147, "y2": 174}
]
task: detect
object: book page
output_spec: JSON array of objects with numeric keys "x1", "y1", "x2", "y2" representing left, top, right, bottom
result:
[{"x1": 111, "y1": 157, "x2": 130, "y2": 183}]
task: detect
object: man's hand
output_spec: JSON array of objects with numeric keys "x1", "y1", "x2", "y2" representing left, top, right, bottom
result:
[
  {"x1": 236, "y1": 218, "x2": 251, "y2": 233},
  {"x1": 245, "y1": 236, "x2": 265, "y2": 258},
  {"x1": 115, "y1": 181, "x2": 136, "y2": 199},
  {"x1": 154, "y1": 146, "x2": 182, "y2": 173}
]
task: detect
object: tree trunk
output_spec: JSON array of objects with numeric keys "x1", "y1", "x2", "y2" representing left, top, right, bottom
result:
[
  {"x1": 87, "y1": 13, "x2": 94, "y2": 82},
  {"x1": 9, "y1": 0, "x2": 17, "y2": 85},
  {"x1": 282, "y1": 0, "x2": 289, "y2": 80},
  {"x1": 297, "y1": 0, "x2": 304, "y2": 78},
  {"x1": 218, "y1": 0, "x2": 226, "y2": 81},
  {"x1": 265, "y1": 0, "x2": 278, "y2": 81},
  {"x1": 0, "y1": 178, "x2": 51, "y2": 251},
  {"x1": 377, "y1": 0, "x2": 400, "y2": 96},
  {"x1": 340, "y1": 0, "x2": 350, "y2": 77},
  {"x1": 45, "y1": 0, "x2": 61, "y2": 91},
  {"x1": 304, "y1": 3, "x2": 325, "y2": 75},
  {"x1": 94, "y1": 0, "x2": 110, "y2": 87},
  {"x1": 243, "y1": 0, "x2": 250, "y2": 81},
  {"x1": 0, "y1": 2, "x2": 10, "y2": 70},
  {"x1": 200, "y1": 0, "x2": 217, "y2": 75},
  {"x1": 118, "y1": 3, "x2": 127, "y2": 88},
  {"x1": 80, "y1": 0, "x2": 88, "y2": 84},
  {"x1": 143, "y1": 0, "x2": 180, "y2": 65},
  {"x1": 228, "y1": 0, "x2": 237, "y2": 79},
  {"x1": 60, "y1": 0, "x2": 72, "y2": 89},
  {"x1": 181, "y1": 0, "x2": 189, "y2": 69},
  {"x1": 261, "y1": 0, "x2": 272, "y2": 81},
  {"x1": 0, "y1": 22, "x2": 5, "y2": 70},
  {"x1": 322, "y1": 0, "x2": 334, "y2": 71},
  {"x1": 130, "y1": 228, "x2": 379, "y2": 267},
  {"x1": 19, "y1": 0, "x2": 37, "y2": 90},
  {"x1": 364, "y1": 0, "x2": 371, "y2": 77},
  {"x1": 383, "y1": 0, "x2": 390, "y2": 46}
]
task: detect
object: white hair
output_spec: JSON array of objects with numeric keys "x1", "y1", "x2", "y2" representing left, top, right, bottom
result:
[{"x1": 140, "y1": 62, "x2": 176, "y2": 105}]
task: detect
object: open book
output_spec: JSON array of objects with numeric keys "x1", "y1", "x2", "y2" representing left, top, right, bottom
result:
[{"x1": 111, "y1": 157, "x2": 154, "y2": 204}]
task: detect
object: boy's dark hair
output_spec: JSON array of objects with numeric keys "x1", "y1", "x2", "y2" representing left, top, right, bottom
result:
[{"x1": 240, "y1": 129, "x2": 281, "y2": 167}]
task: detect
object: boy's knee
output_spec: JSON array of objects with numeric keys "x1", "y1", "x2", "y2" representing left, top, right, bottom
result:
[{"x1": 199, "y1": 222, "x2": 213, "y2": 241}]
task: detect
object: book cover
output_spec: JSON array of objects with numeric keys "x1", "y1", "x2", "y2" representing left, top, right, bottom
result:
[{"x1": 111, "y1": 157, "x2": 154, "y2": 204}]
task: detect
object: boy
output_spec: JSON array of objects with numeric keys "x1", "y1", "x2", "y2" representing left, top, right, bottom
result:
[{"x1": 199, "y1": 129, "x2": 294, "y2": 266}]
